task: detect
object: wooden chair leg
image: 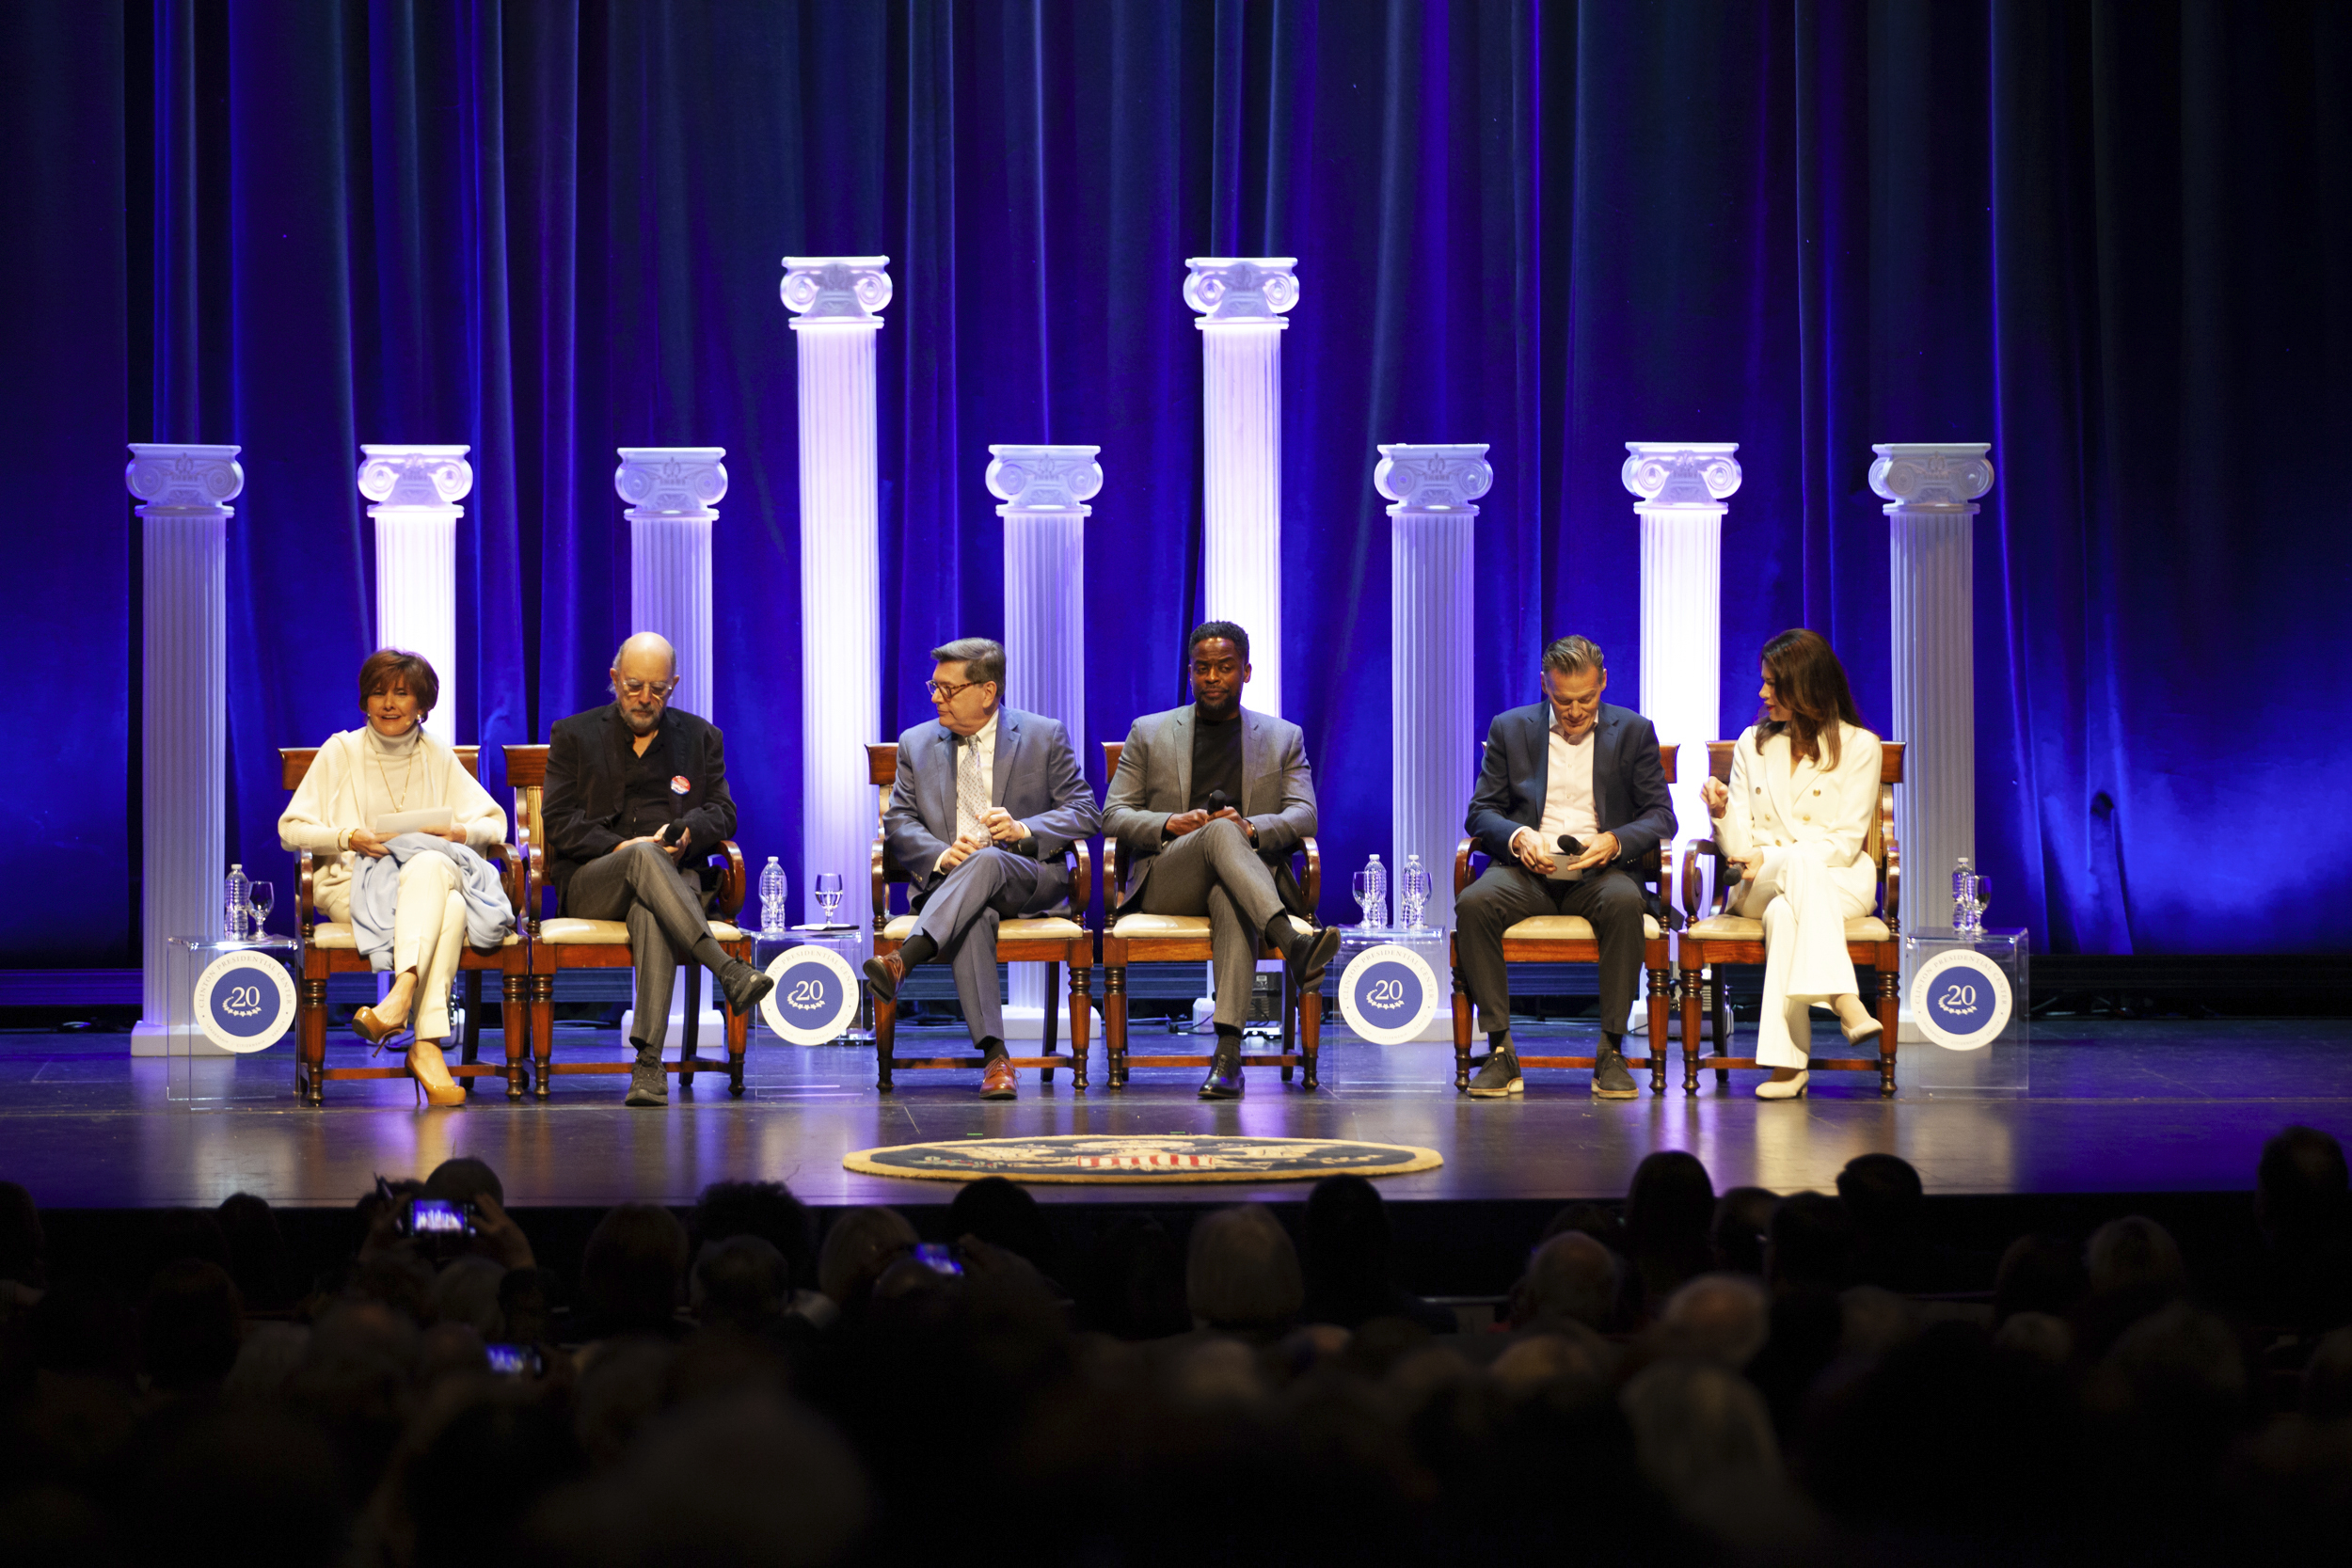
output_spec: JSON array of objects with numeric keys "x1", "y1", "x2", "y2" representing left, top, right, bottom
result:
[
  {"x1": 1105, "y1": 966, "x2": 1128, "y2": 1086},
  {"x1": 1300, "y1": 987, "x2": 1322, "y2": 1091},
  {"x1": 502, "y1": 974, "x2": 527, "y2": 1100},
  {"x1": 1877, "y1": 961, "x2": 1900, "y2": 1096},
  {"x1": 531, "y1": 974, "x2": 555, "y2": 1100},
  {"x1": 1451, "y1": 942, "x2": 1472, "y2": 1091},
  {"x1": 461, "y1": 970, "x2": 483, "y2": 1069},
  {"x1": 300, "y1": 977, "x2": 327, "y2": 1105},
  {"x1": 875, "y1": 995, "x2": 897, "y2": 1092},
  {"x1": 680, "y1": 964, "x2": 701, "y2": 1082},
  {"x1": 1069, "y1": 963, "x2": 1090, "y2": 1092},
  {"x1": 1711, "y1": 970, "x2": 1732, "y2": 1085},
  {"x1": 1645, "y1": 962, "x2": 1672, "y2": 1095},
  {"x1": 1280, "y1": 974, "x2": 1295, "y2": 1083},
  {"x1": 1679, "y1": 961, "x2": 1704, "y2": 1096},
  {"x1": 1041, "y1": 960, "x2": 1061, "y2": 1084}
]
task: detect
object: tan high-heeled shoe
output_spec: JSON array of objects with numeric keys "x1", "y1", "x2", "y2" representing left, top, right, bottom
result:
[
  {"x1": 354, "y1": 976, "x2": 418, "y2": 1046},
  {"x1": 1756, "y1": 1069, "x2": 1809, "y2": 1101},
  {"x1": 406, "y1": 1040, "x2": 467, "y2": 1108}
]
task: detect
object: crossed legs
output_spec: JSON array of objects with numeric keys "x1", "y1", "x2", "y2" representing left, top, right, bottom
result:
[
  {"x1": 1736, "y1": 848, "x2": 1874, "y2": 1071},
  {"x1": 566, "y1": 840, "x2": 739, "y2": 1051}
]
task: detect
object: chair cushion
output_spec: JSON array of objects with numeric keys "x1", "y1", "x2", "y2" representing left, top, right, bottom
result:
[
  {"x1": 310, "y1": 921, "x2": 519, "y2": 950},
  {"x1": 1110, "y1": 913, "x2": 1214, "y2": 938},
  {"x1": 538, "y1": 918, "x2": 744, "y2": 946},
  {"x1": 1503, "y1": 914, "x2": 1664, "y2": 942},
  {"x1": 1686, "y1": 914, "x2": 1891, "y2": 942},
  {"x1": 882, "y1": 914, "x2": 1085, "y2": 942}
]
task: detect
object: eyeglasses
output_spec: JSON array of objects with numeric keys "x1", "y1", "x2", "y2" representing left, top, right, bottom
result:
[
  {"x1": 925, "y1": 677, "x2": 982, "y2": 702},
  {"x1": 616, "y1": 678, "x2": 677, "y2": 699}
]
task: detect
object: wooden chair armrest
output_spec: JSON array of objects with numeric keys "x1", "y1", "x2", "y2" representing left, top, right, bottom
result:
[
  {"x1": 481, "y1": 842, "x2": 526, "y2": 917},
  {"x1": 1883, "y1": 835, "x2": 1900, "y2": 932},
  {"x1": 870, "y1": 831, "x2": 891, "y2": 930},
  {"x1": 524, "y1": 842, "x2": 546, "y2": 933},
  {"x1": 1070, "y1": 837, "x2": 1095, "y2": 917},
  {"x1": 1298, "y1": 835, "x2": 1320, "y2": 910},
  {"x1": 710, "y1": 839, "x2": 747, "y2": 919},
  {"x1": 1682, "y1": 840, "x2": 1739, "y2": 923},
  {"x1": 296, "y1": 851, "x2": 317, "y2": 933},
  {"x1": 1454, "y1": 837, "x2": 1475, "y2": 895}
]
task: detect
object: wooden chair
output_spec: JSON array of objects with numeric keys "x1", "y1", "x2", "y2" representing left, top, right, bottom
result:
[
  {"x1": 279, "y1": 746, "x2": 528, "y2": 1104},
  {"x1": 1446, "y1": 746, "x2": 1680, "y2": 1094},
  {"x1": 1098, "y1": 741, "x2": 1325, "y2": 1090},
  {"x1": 865, "y1": 743, "x2": 1095, "y2": 1091},
  {"x1": 1677, "y1": 740, "x2": 1904, "y2": 1095},
  {"x1": 503, "y1": 745, "x2": 755, "y2": 1099}
]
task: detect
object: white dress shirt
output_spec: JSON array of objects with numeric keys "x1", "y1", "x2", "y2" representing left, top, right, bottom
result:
[{"x1": 1522, "y1": 721, "x2": 1598, "y2": 880}]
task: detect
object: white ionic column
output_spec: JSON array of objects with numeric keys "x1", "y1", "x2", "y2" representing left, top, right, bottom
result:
[
  {"x1": 784, "y1": 257, "x2": 889, "y2": 936},
  {"x1": 990, "y1": 445, "x2": 1101, "y2": 1038},
  {"x1": 1377, "y1": 444, "x2": 1490, "y2": 940},
  {"x1": 358, "y1": 446, "x2": 472, "y2": 742},
  {"x1": 127, "y1": 444, "x2": 243, "y2": 1055},
  {"x1": 1185, "y1": 258, "x2": 1296, "y2": 716},
  {"x1": 614, "y1": 448, "x2": 729, "y2": 1048},
  {"x1": 616, "y1": 448, "x2": 726, "y2": 721},
  {"x1": 1624, "y1": 445, "x2": 1740, "y2": 852},
  {"x1": 1874, "y1": 443, "x2": 1994, "y2": 990}
]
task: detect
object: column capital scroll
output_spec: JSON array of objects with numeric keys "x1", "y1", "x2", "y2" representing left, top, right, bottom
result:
[
  {"x1": 986, "y1": 445, "x2": 1103, "y2": 512},
  {"x1": 1183, "y1": 258, "x2": 1299, "y2": 325},
  {"x1": 1375, "y1": 444, "x2": 1492, "y2": 513},
  {"x1": 126, "y1": 443, "x2": 244, "y2": 508},
  {"x1": 781, "y1": 257, "x2": 892, "y2": 325},
  {"x1": 615, "y1": 448, "x2": 728, "y2": 516},
  {"x1": 1622, "y1": 443, "x2": 1741, "y2": 506},
  {"x1": 1869, "y1": 443, "x2": 1994, "y2": 509},
  {"x1": 358, "y1": 445, "x2": 473, "y2": 508}
]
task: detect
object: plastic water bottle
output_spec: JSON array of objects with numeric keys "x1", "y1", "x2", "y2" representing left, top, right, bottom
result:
[
  {"x1": 1401, "y1": 853, "x2": 1432, "y2": 930},
  {"x1": 1365, "y1": 853, "x2": 1389, "y2": 929},
  {"x1": 759, "y1": 856, "x2": 787, "y2": 939},
  {"x1": 1951, "y1": 857, "x2": 1975, "y2": 935},
  {"x1": 223, "y1": 863, "x2": 248, "y2": 942}
]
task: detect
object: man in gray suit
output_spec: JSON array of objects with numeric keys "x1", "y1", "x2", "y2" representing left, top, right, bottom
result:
[
  {"x1": 1458, "y1": 635, "x2": 1677, "y2": 1100},
  {"x1": 1104, "y1": 621, "x2": 1342, "y2": 1099},
  {"x1": 862, "y1": 637, "x2": 1102, "y2": 1100}
]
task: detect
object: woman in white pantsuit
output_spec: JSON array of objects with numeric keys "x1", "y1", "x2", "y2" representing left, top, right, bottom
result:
[
  {"x1": 1698, "y1": 629, "x2": 1883, "y2": 1100},
  {"x1": 278, "y1": 650, "x2": 506, "y2": 1107}
]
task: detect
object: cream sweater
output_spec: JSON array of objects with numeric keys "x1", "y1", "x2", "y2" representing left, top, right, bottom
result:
[{"x1": 278, "y1": 724, "x2": 506, "y2": 906}]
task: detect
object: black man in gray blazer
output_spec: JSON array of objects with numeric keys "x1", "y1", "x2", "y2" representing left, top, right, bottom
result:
[{"x1": 1457, "y1": 636, "x2": 1676, "y2": 1100}]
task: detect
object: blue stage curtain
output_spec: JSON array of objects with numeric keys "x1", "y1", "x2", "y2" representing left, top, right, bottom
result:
[{"x1": 12, "y1": 1, "x2": 2349, "y2": 966}]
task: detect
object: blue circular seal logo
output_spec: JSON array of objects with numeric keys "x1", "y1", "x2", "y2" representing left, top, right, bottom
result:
[
  {"x1": 1909, "y1": 950, "x2": 2014, "y2": 1052},
  {"x1": 194, "y1": 951, "x2": 296, "y2": 1053},
  {"x1": 761, "y1": 945, "x2": 861, "y2": 1044},
  {"x1": 1338, "y1": 943, "x2": 1439, "y2": 1045}
]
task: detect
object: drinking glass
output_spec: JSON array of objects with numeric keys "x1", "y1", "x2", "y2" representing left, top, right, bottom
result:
[
  {"x1": 1970, "y1": 874, "x2": 1991, "y2": 934},
  {"x1": 246, "y1": 880, "x2": 275, "y2": 937},
  {"x1": 1352, "y1": 870, "x2": 1374, "y2": 926},
  {"x1": 814, "y1": 872, "x2": 845, "y2": 927}
]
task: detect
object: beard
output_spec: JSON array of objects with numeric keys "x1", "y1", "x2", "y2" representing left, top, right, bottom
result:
[{"x1": 621, "y1": 705, "x2": 662, "y2": 736}]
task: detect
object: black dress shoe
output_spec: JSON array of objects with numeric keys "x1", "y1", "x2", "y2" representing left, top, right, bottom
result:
[
  {"x1": 862, "y1": 952, "x2": 907, "y2": 1004},
  {"x1": 1199, "y1": 1050, "x2": 1245, "y2": 1100},
  {"x1": 1281, "y1": 924, "x2": 1343, "y2": 990},
  {"x1": 721, "y1": 958, "x2": 775, "y2": 1016}
]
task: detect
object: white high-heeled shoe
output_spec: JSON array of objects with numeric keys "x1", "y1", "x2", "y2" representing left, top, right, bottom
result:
[
  {"x1": 1839, "y1": 1011, "x2": 1884, "y2": 1046},
  {"x1": 1756, "y1": 1069, "x2": 1808, "y2": 1100}
]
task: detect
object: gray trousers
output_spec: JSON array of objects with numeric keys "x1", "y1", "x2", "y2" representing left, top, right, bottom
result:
[
  {"x1": 1134, "y1": 816, "x2": 1286, "y2": 1027},
  {"x1": 1455, "y1": 863, "x2": 1647, "y2": 1041},
  {"x1": 565, "y1": 840, "x2": 719, "y2": 1049},
  {"x1": 911, "y1": 847, "x2": 1055, "y2": 1046}
]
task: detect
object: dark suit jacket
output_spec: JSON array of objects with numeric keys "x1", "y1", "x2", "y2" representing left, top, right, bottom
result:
[
  {"x1": 1102, "y1": 704, "x2": 1317, "y2": 917},
  {"x1": 1465, "y1": 701, "x2": 1677, "y2": 875},
  {"x1": 544, "y1": 705, "x2": 738, "y2": 909},
  {"x1": 882, "y1": 706, "x2": 1101, "y2": 912}
]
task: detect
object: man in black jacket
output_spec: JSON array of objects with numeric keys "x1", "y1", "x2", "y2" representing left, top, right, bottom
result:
[
  {"x1": 1457, "y1": 635, "x2": 1676, "y2": 1101},
  {"x1": 545, "y1": 632, "x2": 773, "y2": 1106}
]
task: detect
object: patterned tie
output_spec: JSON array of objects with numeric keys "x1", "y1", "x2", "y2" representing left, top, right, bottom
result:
[{"x1": 955, "y1": 733, "x2": 988, "y2": 842}]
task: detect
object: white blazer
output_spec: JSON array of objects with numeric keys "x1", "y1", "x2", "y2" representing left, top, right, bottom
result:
[{"x1": 1713, "y1": 721, "x2": 1883, "y2": 911}]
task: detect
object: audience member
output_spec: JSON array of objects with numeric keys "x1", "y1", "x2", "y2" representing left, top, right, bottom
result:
[
  {"x1": 1185, "y1": 1205, "x2": 1303, "y2": 1340},
  {"x1": 1765, "y1": 1191, "x2": 1858, "y2": 1294},
  {"x1": 576, "y1": 1204, "x2": 691, "y2": 1341},
  {"x1": 946, "y1": 1175, "x2": 1062, "y2": 1285},
  {"x1": 1298, "y1": 1175, "x2": 1454, "y2": 1332},
  {"x1": 140, "y1": 1258, "x2": 243, "y2": 1391},
  {"x1": 1074, "y1": 1215, "x2": 1191, "y2": 1339},
  {"x1": 1512, "y1": 1230, "x2": 1623, "y2": 1335},
  {"x1": 693, "y1": 1179, "x2": 818, "y2": 1294},
  {"x1": 2253, "y1": 1124, "x2": 2352, "y2": 1331},
  {"x1": 815, "y1": 1206, "x2": 917, "y2": 1313},
  {"x1": 1624, "y1": 1150, "x2": 1715, "y2": 1310},
  {"x1": 1711, "y1": 1185, "x2": 1777, "y2": 1275},
  {"x1": 1655, "y1": 1272, "x2": 1772, "y2": 1369},
  {"x1": 215, "y1": 1191, "x2": 295, "y2": 1312}
]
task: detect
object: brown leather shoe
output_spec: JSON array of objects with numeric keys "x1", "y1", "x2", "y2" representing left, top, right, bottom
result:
[
  {"x1": 862, "y1": 952, "x2": 908, "y2": 1004},
  {"x1": 979, "y1": 1053, "x2": 1017, "y2": 1100}
]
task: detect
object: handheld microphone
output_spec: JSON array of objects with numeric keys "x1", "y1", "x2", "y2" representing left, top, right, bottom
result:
[
  {"x1": 1206, "y1": 790, "x2": 1232, "y2": 816},
  {"x1": 1556, "y1": 834, "x2": 1586, "y2": 858}
]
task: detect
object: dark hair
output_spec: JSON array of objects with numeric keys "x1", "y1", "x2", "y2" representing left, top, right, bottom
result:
[
  {"x1": 929, "y1": 636, "x2": 1006, "y2": 690},
  {"x1": 2257, "y1": 1125, "x2": 2350, "y2": 1236},
  {"x1": 358, "y1": 648, "x2": 440, "y2": 718},
  {"x1": 1626, "y1": 1150, "x2": 1716, "y2": 1249},
  {"x1": 692, "y1": 1180, "x2": 817, "y2": 1291},
  {"x1": 1836, "y1": 1153, "x2": 1925, "y2": 1235},
  {"x1": 1758, "y1": 628, "x2": 1861, "y2": 768},
  {"x1": 1187, "y1": 620, "x2": 1250, "y2": 665},
  {"x1": 1767, "y1": 1192, "x2": 1858, "y2": 1291},
  {"x1": 581, "y1": 1204, "x2": 690, "y2": 1334},
  {"x1": 1542, "y1": 635, "x2": 1606, "y2": 677},
  {"x1": 946, "y1": 1178, "x2": 1053, "y2": 1274}
]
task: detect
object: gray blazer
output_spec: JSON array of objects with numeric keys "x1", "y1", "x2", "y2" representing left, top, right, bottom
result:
[
  {"x1": 1103, "y1": 705, "x2": 1317, "y2": 913},
  {"x1": 883, "y1": 707, "x2": 1101, "y2": 911}
]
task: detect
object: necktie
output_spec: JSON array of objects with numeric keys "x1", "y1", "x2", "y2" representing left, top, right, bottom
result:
[{"x1": 956, "y1": 734, "x2": 988, "y2": 842}]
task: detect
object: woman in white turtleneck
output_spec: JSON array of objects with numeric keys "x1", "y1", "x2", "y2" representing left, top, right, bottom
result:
[{"x1": 278, "y1": 650, "x2": 505, "y2": 1106}]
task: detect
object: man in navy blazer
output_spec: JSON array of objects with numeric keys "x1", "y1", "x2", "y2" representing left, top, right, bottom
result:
[
  {"x1": 863, "y1": 637, "x2": 1102, "y2": 1100},
  {"x1": 1458, "y1": 635, "x2": 1676, "y2": 1100}
]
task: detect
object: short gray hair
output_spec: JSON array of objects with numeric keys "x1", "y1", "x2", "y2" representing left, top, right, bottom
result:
[
  {"x1": 930, "y1": 637, "x2": 1005, "y2": 689},
  {"x1": 1542, "y1": 636, "x2": 1605, "y2": 677},
  {"x1": 1185, "y1": 1205, "x2": 1302, "y2": 1330}
]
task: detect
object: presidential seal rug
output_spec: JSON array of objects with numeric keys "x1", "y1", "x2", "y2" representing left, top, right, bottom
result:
[{"x1": 841, "y1": 1133, "x2": 1444, "y2": 1184}]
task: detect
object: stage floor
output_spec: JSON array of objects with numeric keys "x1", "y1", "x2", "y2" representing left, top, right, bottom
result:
[{"x1": 0, "y1": 1017, "x2": 2345, "y2": 1212}]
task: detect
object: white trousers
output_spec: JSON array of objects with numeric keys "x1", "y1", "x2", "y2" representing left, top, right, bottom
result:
[
  {"x1": 1733, "y1": 848, "x2": 1871, "y2": 1069},
  {"x1": 320, "y1": 855, "x2": 468, "y2": 1043}
]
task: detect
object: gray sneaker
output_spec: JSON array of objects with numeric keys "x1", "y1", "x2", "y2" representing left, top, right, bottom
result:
[
  {"x1": 625, "y1": 1053, "x2": 668, "y2": 1107},
  {"x1": 1591, "y1": 1045, "x2": 1640, "y2": 1100},
  {"x1": 1467, "y1": 1048, "x2": 1523, "y2": 1099}
]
